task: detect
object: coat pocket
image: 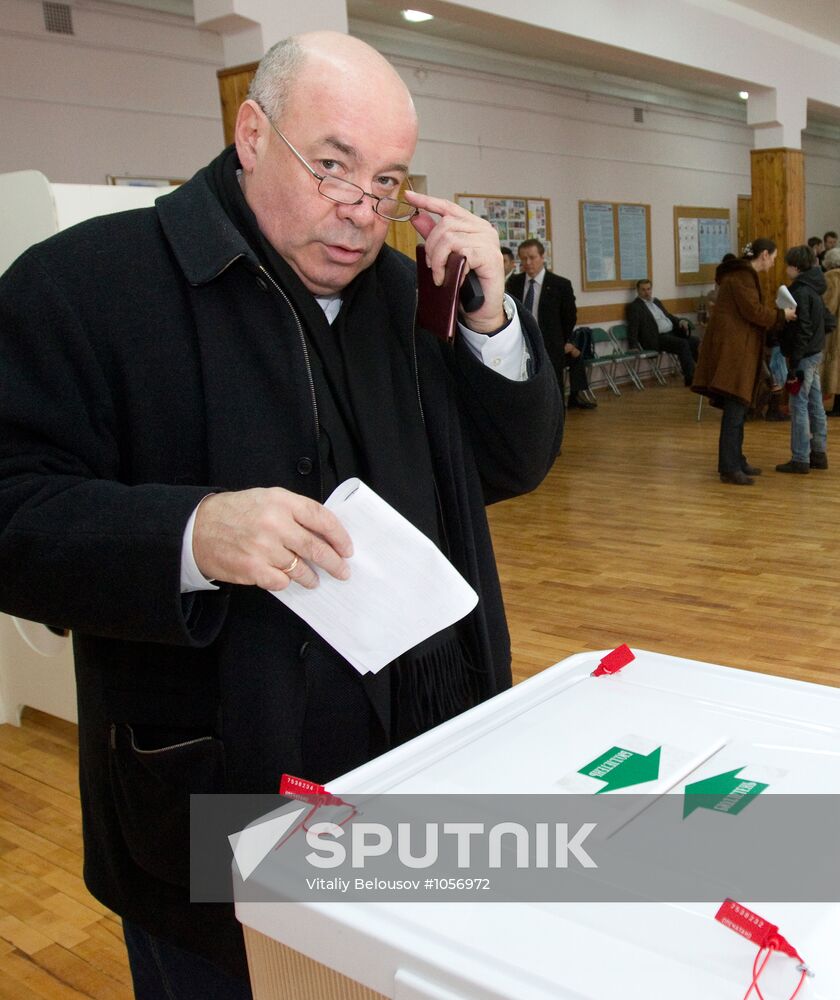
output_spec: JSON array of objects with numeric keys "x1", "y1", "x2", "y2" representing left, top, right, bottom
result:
[{"x1": 108, "y1": 722, "x2": 225, "y2": 886}]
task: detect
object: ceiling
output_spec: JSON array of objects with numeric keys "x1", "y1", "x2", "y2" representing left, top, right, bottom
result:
[
  {"x1": 344, "y1": 0, "x2": 840, "y2": 127},
  {"x1": 347, "y1": 0, "x2": 749, "y2": 105},
  {"x1": 121, "y1": 0, "x2": 840, "y2": 126},
  {"x1": 728, "y1": 0, "x2": 840, "y2": 47}
]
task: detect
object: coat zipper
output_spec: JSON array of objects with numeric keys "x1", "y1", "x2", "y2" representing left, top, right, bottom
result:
[
  {"x1": 257, "y1": 264, "x2": 325, "y2": 501},
  {"x1": 109, "y1": 722, "x2": 214, "y2": 754},
  {"x1": 410, "y1": 289, "x2": 450, "y2": 557}
]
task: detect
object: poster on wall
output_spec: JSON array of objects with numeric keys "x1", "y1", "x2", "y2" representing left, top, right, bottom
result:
[
  {"x1": 582, "y1": 202, "x2": 616, "y2": 282},
  {"x1": 678, "y1": 218, "x2": 700, "y2": 273},
  {"x1": 673, "y1": 206, "x2": 731, "y2": 285},
  {"x1": 579, "y1": 201, "x2": 652, "y2": 290},
  {"x1": 456, "y1": 193, "x2": 552, "y2": 272},
  {"x1": 698, "y1": 218, "x2": 731, "y2": 265},
  {"x1": 618, "y1": 204, "x2": 649, "y2": 281}
]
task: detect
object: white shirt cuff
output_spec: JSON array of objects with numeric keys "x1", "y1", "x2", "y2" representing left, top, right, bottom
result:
[
  {"x1": 181, "y1": 497, "x2": 220, "y2": 593},
  {"x1": 458, "y1": 294, "x2": 529, "y2": 381}
]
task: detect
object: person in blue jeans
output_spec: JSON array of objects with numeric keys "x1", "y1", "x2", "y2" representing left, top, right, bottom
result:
[{"x1": 776, "y1": 245, "x2": 833, "y2": 474}]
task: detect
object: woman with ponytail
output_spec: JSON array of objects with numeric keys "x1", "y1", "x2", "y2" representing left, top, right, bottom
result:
[{"x1": 692, "y1": 239, "x2": 795, "y2": 485}]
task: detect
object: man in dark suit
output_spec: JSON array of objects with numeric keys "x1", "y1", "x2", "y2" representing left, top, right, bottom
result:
[
  {"x1": 819, "y1": 231, "x2": 838, "y2": 269},
  {"x1": 508, "y1": 239, "x2": 595, "y2": 409},
  {"x1": 501, "y1": 245, "x2": 516, "y2": 283},
  {"x1": 626, "y1": 279, "x2": 700, "y2": 386}
]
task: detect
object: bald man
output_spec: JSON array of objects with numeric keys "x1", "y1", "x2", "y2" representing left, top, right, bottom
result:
[{"x1": 0, "y1": 31, "x2": 561, "y2": 997}]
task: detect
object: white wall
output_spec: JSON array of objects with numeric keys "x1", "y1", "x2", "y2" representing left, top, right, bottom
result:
[
  {"x1": 2, "y1": 0, "x2": 838, "y2": 302},
  {"x1": 392, "y1": 56, "x2": 753, "y2": 307},
  {"x1": 804, "y1": 133, "x2": 840, "y2": 241},
  {"x1": 378, "y1": 45, "x2": 840, "y2": 308},
  {"x1": 0, "y1": 0, "x2": 224, "y2": 184}
]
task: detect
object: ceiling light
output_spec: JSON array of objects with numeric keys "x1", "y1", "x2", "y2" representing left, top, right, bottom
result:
[
  {"x1": 739, "y1": 91, "x2": 749, "y2": 100},
  {"x1": 402, "y1": 9, "x2": 434, "y2": 22}
]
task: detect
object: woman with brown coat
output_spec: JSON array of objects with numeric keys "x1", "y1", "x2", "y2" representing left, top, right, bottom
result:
[
  {"x1": 692, "y1": 239, "x2": 793, "y2": 485},
  {"x1": 821, "y1": 247, "x2": 840, "y2": 415}
]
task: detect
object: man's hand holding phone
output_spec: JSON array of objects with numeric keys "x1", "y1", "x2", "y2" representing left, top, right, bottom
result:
[{"x1": 406, "y1": 190, "x2": 507, "y2": 335}]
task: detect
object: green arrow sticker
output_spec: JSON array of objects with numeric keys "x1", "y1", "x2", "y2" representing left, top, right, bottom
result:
[
  {"x1": 683, "y1": 768, "x2": 768, "y2": 818},
  {"x1": 578, "y1": 745, "x2": 661, "y2": 793}
]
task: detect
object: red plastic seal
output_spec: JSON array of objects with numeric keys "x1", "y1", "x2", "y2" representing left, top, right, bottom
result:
[
  {"x1": 715, "y1": 899, "x2": 809, "y2": 999},
  {"x1": 715, "y1": 899, "x2": 779, "y2": 949},
  {"x1": 279, "y1": 773, "x2": 326, "y2": 798},
  {"x1": 591, "y1": 644, "x2": 635, "y2": 677}
]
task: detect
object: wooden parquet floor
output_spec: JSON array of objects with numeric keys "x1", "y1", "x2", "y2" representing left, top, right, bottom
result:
[
  {"x1": 0, "y1": 711, "x2": 132, "y2": 998},
  {"x1": 1, "y1": 379, "x2": 839, "y2": 997},
  {"x1": 489, "y1": 382, "x2": 840, "y2": 688}
]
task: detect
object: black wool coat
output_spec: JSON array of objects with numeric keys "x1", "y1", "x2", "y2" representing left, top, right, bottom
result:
[{"x1": 0, "y1": 163, "x2": 563, "y2": 974}]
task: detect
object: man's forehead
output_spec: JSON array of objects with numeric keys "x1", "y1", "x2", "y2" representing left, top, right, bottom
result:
[
  {"x1": 283, "y1": 50, "x2": 417, "y2": 157},
  {"x1": 317, "y1": 134, "x2": 410, "y2": 174}
]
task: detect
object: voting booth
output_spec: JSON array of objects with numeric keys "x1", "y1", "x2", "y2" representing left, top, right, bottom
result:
[
  {"x1": 0, "y1": 617, "x2": 76, "y2": 725},
  {"x1": 0, "y1": 169, "x2": 176, "y2": 277},
  {"x1": 0, "y1": 170, "x2": 176, "y2": 725},
  {"x1": 235, "y1": 649, "x2": 840, "y2": 999}
]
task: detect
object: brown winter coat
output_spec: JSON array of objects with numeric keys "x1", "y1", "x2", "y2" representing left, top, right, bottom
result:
[
  {"x1": 691, "y1": 259, "x2": 784, "y2": 407},
  {"x1": 821, "y1": 268, "x2": 840, "y2": 396}
]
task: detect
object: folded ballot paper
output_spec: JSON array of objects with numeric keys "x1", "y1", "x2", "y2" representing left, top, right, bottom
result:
[
  {"x1": 271, "y1": 479, "x2": 478, "y2": 675},
  {"x1": 776, "y1": 284, "x2": 797, "y2": 310}
]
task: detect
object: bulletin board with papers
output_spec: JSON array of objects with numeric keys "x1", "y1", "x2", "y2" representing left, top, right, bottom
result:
[
  {"x1": 579, "y1": 201, "x2": 652, "y2": 291},
  {"x1": 456, "y1": 193, "x2": 552, "y2": 272},
  {"x1": 673, "y1": 206, "x2": 732, "y2": 285}
]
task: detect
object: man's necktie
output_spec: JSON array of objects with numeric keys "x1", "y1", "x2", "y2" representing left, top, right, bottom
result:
[{"x1": 523, "y1": 278, "x2": 536, "y2": 315}]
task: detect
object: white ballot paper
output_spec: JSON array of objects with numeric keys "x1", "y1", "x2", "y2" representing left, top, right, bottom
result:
[
  {"x1": 271, "y1": 479, "x2": 478, "y2": 675},
  {"x1": 776, "y1": 284, "x2": 797, "y2": 310}
]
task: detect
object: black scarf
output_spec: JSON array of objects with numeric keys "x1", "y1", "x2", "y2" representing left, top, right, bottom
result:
[{"x1": 207, "y1": 148, "x2": 479, "y2": 745}]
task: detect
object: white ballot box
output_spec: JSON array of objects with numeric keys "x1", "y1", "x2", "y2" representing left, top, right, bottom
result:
[{"x1": 234, "y1": 649, "x2": 840, "y2": 999}]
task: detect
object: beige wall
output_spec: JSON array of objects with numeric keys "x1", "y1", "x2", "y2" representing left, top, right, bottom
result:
[
  {"x1": 2, "y1": 0, "x2": 840, "y2": 300},
  {"x1": 0, "y1": 0, "x2": 224, "y2": 183}
]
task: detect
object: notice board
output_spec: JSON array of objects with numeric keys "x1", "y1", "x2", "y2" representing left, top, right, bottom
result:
[
  {"x1": 456, "y1": 193, "x2": 552, "y2": 271},
  {"x1": 673, "y1": 206, "x2": 731, "y2": 285},
  {"x1": 579, "y1": 201, "x2": 652, "y2": 291}
]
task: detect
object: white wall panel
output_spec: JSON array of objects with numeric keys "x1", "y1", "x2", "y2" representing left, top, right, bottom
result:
[
  {"x1": 0, "y1": 0, "x2": 838, "y2": 301},
  {"x1": 399, "y1": 61, "x2": 753, "y2": 304},
  {"x1": 0, "y1": 0, "x2": 224, "y2": 183}
]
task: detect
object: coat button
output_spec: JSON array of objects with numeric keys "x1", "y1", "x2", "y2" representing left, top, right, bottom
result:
[
  {"x1": 255, "y1": 275, "x2": 269, "y2": 291},
  {"x1": 299, "y1": 641, "x2": 310, "y2": 658},
  {"x1": 296, "y1": 457, "x2": 313, "y2": 475}
]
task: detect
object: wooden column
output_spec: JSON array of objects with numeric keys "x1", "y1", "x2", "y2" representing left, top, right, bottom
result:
[
  {"x1": 749, "y1": 147, "x2": 805, "y2": 296},
  {"x1": 217, "y1": 62, "x2": 259, "y2": 146}
]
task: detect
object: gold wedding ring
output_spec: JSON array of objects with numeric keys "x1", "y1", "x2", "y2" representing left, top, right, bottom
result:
[{"x1": 280, "y1": 555, "x2": 300, "y2": 575}]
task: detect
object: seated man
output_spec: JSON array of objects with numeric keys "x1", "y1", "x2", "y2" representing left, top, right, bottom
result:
[{"x1": 626, "y1": 279, "x2": 700, "y2": 386}]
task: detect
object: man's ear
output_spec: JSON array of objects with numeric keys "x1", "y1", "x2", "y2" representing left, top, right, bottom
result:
[{"x1": 234, "y1": 100, "x2": 265, "y2": 171}]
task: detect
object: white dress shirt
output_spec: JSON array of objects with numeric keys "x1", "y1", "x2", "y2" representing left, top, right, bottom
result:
[{"x1": 642, "y1": 296, "x2": 676, "y2": 334}]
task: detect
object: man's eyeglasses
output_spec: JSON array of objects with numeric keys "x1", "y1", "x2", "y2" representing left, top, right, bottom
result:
[{"x1": 260, "y1": 108, "x2": 418, "y2": 223}]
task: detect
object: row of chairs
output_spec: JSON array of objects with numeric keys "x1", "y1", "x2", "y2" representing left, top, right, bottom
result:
[{"x1": 579, "y1": 324, "x2": 685, "y2": 402}]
